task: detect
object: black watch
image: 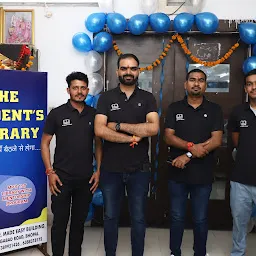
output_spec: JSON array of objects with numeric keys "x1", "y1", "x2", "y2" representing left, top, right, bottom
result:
[{"x1": 115, "y1": 123, "x2": 121, "y2": 131}]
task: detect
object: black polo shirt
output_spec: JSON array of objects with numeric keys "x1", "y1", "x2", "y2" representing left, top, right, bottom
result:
[
  {"x1": 228, "y1": 103, "x2": 256, "y2": 186},
  {"x1": 96, "y1": 86, "x2": 157, "y2": 172},
  {"x1": 165, "y1": 97, "x2": 224, "y2": 184},
  {"x1": 43, "y1": 100, "x2": 95, "y2": 179}
]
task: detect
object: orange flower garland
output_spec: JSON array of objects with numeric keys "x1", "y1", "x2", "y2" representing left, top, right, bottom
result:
[{"x1": 112, "y1": 34, "x2": 240, "y2": 71}]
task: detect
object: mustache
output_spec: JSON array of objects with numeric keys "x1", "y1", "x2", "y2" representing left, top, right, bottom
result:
[{"x1": 123, "y1": 75, "x2": 134, "y2": 78}]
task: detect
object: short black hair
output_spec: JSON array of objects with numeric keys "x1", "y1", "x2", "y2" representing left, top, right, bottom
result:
[
  {"x1": 66, "y1": 72, "x2": 89, "y2": 88},
  {"x1": 186, "y1": 69, "x2": 207, "y2": 81},
  {"x1": 245, "y1": 69, "x2": 256, "y2": 84},
  {"x1": 117, "y1": 53, "x2": 140, "y2": 68}
]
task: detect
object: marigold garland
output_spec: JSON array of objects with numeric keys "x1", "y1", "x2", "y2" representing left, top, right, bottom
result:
[
  {"x1": 0, "y1": 45, "x2": 34, "y2": 71},
  {"x1": 113, "y1": 34, "x2": 240, "y2": 71}
]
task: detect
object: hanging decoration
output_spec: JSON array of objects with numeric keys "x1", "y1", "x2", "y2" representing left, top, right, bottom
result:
[{"x1": 113, "y1": 34, "x2": 240, "y2": 70}]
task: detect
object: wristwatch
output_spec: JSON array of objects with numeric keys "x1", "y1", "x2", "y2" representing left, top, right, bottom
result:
[
  {"x1": 115, "y1": 123, "x2": 121, "y2": 131},
  {"x1": 186, "y1": 152, "x2": 193, "y2": 158},
  {"x1": 187, "y1": 142, "x2": 194, "y2": 150}
]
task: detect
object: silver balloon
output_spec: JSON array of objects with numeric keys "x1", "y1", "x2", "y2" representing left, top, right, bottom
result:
[
  {"x1": 186, "y1": 0, "x2": 206, "y2": 15},
  {"x1": 140, "y1": 0, "x2": 158, "y2": 15},
  {"x1": 98, "y1": 0, "x2": 114, "y2": 13},
  {"x1": 85, "y1": 50, "x2": 103, "y2": 73},
  {"x1": 88, "y1": 73, "x2": 104, "y2": 96}
]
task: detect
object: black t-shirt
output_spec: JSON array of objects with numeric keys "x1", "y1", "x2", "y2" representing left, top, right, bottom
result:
[
  {"x1": 96, "y1": 86, "x2": 157, "y2": 172},
  {"x1": 165, "y1": 97, "x2": 224, "y2": 184},
  {"x1": 228, "y1": 103, "x2": 256, "y2": 186},
  {"x1": 43, "y1": 100, "x2": 95, "y2": 179}
]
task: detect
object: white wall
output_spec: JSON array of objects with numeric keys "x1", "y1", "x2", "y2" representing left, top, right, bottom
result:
[{"x1": 2, "y1": 0, "x2": 256, "y2": 222}]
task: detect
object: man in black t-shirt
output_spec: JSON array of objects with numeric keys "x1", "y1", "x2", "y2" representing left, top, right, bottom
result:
[
  {"x1": 41, "y1": 72, "x2": 102, "y2": 256},
  {"x1": 228, "y1": 69, "x2": 256, "y2": 256},
  {"x1": 164, "y1": 69, "x2": 223, "y2": 256},
  {"x1": 95, "y1": 53, "x2": 159, "y2": 256}
]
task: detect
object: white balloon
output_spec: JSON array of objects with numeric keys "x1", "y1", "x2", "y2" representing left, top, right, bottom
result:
[
  {"x1": 98, "y1": 0, "x2": 114, "y2": 13},
  {"x1": 88, "y1": 73, "x2": 104, "y2": 96},
  {"x1": 85, "y1": 50, "x2": 103, "y2": 73},
  {"x1": 140, "y1": 0, "x2": 158, "y2": 15}
]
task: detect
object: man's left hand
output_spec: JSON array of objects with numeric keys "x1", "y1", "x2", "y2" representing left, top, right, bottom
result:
[
  {"x1": 89, "y1": 170, "x2": 100, "y2": 193},
  {"x1": 172, "y1": 154, "x2": 191, "y2": 169}
]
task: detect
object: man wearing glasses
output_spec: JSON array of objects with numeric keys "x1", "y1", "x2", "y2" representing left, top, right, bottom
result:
[{"x1": 94, "y1": 53, "x2": 159, "y2": 256}]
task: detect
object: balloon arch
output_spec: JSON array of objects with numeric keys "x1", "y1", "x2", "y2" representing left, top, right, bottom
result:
[{"x1": 73, "y1": 11, "x2": 256, "y2": 108}]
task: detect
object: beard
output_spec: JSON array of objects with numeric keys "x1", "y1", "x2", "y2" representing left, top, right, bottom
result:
[
  {"x1": 71, "y1": 94, "x2": 86, "y2": 103},
  {"x1": 189, "y1": 86, "x2": 202, "y2": 97},
  {"x1": 119, "y1": 75, "x2": 138, "y2": 86}
]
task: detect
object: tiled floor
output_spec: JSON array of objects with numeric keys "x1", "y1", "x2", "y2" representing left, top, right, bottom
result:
[{"x1": 4, "y1": 227, "x2": 256, "y2": 256}]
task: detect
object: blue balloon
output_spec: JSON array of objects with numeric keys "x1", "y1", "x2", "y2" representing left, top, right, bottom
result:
[
  {"x1": 195, "y1": 12, "x2": 219, "y2": 34},
  {"x1": 149, "y1": 13, "x2": 171, "y2": 33},
  {"x1": 92, "y1": 93, "x2": 101, "y2": 108},
  {"x1": 173, "y1": 12, "x2": 194, "y2": 33},
  {"x1": 239, "y1": 23, "x2": 256, "y2": 45},
  {"x1": 72, "y1": 32, "x2": 92, "y2": 52},
  {"x1": 85, "y1": 12, "x2": 106, "y2": 33},
  {"x1": 92, "y1": 188, "x2": 104, "y2": 206},
  {"x1": 243, "y1": 56, "x2": 256, "y2": 74},
  {"x1": 93, "y1": 32, "x2": 113, "y2": 52},
  {"x1": 253, "y1": 44, "x2": 256, "y2": 56},
  {"x1": 85, "y1": 94, "x2": 94, "y2": 106},
  {"x1": 107, "y1": 13, "x2": 127, "y2": 34},
  {"x1": 85, "y1": 203, "x2": 95, "y2": 222},
  {"x1": 128, "y1": 14, "x2": 149, "y2": 35}
]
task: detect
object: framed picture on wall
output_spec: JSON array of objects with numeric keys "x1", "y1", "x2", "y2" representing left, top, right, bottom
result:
[{"x1": 2, "y1": 9, "x2": 34, "y2": 45}]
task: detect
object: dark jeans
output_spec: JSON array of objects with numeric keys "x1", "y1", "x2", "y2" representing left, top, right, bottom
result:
[
  {"x1": 51, "y1": 176, "x2": 92, "y2": 256},
  {"x1": 168, "y1": 180, "x2": 212, "y2": 256},
  {"x1": 100, "y1": 170, "x2": 150, "y2": 256}
]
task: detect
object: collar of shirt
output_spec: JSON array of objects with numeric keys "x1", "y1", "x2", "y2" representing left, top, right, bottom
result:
[
  {"x1": 115, "y1": 83, "x2": 139, "y2": 99},
  {"x1": 66, "y1": 100, "x2": 89, "y2": 116},
  {"x1": 182, "y1": 96, "x2": 208, "y2": 110}
]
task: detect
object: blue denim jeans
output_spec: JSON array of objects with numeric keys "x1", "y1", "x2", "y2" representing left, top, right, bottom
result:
[
  {"x1": 100, "y1": 170, "x2": 150, "y2": 256},
  {"x1": 168, "y1": 180, "x2": 212, "y2": 256},
  {"x1": 230, "y1": 181, "x2": 256, "y2": 256}
]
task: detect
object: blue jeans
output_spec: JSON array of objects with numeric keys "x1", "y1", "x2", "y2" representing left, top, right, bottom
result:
[
  {"x1": 100, "y1": 170, "x2": 150, "y2": 256},
  {"x1": 230, "y1": 181, "x2": 256, "y2": 256},
  {"x1": 168, "y1": 180, "x2": 212, "y2": 256}
]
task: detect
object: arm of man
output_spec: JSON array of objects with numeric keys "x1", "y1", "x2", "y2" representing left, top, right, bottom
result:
[
  {"x1": 94, "y1": 114, "x2": 138, "y2": 143},
  {"x1": 41, "y1": 110, "x2": 62, "y2": 196},
  {"x1": 201, "y1": 105, "x2": 224, "y2": 152},
  {"x1": 108, "y1": 111, "x2": 159, "y2": 138},
  {"x1": 41, "y1": 133, "x2": 62, "y2": 196},
  {"x1": 227, "y1": 106, "x2": 240, "y2": 149},
  {"x1": 202, "y1": 130, "x2": 223, "y2": 152},
  {"x1": 89, "y1": 136, "x2": 102, "y2": 193},
  {"x1": 108, "y1": 93, "x2": 159, "y2": 137}
]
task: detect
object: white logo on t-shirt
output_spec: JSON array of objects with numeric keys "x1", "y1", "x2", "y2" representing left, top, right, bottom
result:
[
  {"x1": 62, "y1": 119, "x2": 72, "y2": 126},
  {"x1": 110, "y1": 103, "x2": 121, "y2": 111},
  {"x1": 176, "y1": 114, "x2": 184, "y2": 121},
  {"x1": 240, "y1": 120, "x2": 248, "y2": 128}
]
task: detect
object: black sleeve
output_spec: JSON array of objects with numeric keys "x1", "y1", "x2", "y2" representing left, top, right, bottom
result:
[
  {"x1": 96, "y1": 93, "x2": 108, "y2": 116},
  {"x1": 164, "y1": 104, "x2": 176, "y2": 130},
  {"x1": 212, "y1": 105, "x2": 224, "y2": 132},
  {"x1": 43, "y1": 109, "x2": 57, "y2": 135},
  {"x1": 146, "y1": 93, "x2": 158, "y2": 114},
  {"x1": 227, "y1": 107, "x2": 239, "y2": 133}
]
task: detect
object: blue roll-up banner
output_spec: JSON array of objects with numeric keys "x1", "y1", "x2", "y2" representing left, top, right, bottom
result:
[{"x1": 0, "y1": 70, "x2": 47, "y2": 253}]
